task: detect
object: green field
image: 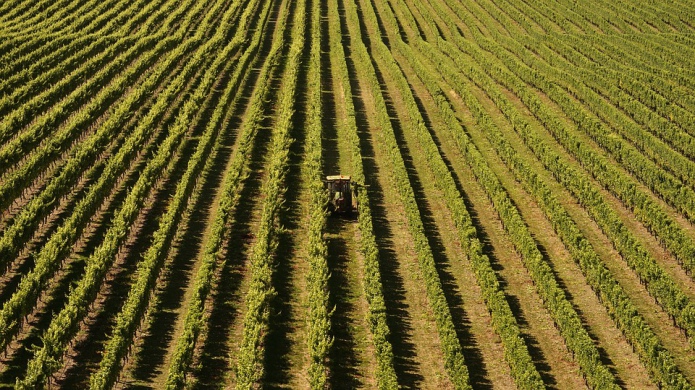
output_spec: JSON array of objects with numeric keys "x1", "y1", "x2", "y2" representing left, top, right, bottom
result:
[{"x1": 1, "y1": 0, "x2": 695, "y2": 388}]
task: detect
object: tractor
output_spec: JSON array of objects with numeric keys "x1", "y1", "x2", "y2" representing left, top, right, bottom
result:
[{"x1": 324, "y1": 175, "x2": 358, "y2": 214}]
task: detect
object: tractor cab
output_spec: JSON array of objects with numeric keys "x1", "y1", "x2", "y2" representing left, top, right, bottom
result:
[{"x1": 325, "y1": 175, "x2": 357, "y2": 214}]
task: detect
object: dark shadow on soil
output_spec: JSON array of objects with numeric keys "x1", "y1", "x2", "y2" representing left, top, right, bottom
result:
[
  {"x1": 384, "y1": 1, "x2": 409, "y2": 44},
  {"x1": 0, "y1": 158, "x2": 105, "y2": 304},
  {"x1": 326, "y1": 215, "x2": 363, "y2": 389},
  {"x1": 0, "y1": 255, "x2": 88, "y2": 386},
  {"x1": 189, "y1": 105, "x2": 269, "y2": 389},
  {"x1": 536, "y1": 240, "x2": 625, "y2": 388},
  {"x1": 320, "y1": 2, "x2": 341, "y2": 176},
  {"x1": 405, "y1": 74, "x2": 502, "y2": 388},
  {"x1": 262, "y1": 0, "x2": 311, "y2": 387},
  {"x1": 0, "y1": 0, "x2": 243, "y2": 387},
  {"x1": 359, "y1": 0, "x2": 390, "y2": 49},
  {"x1": 435, "y1": 87, "x2": 561, "y2": 387},
  {"x1": 191, "y1": 59, "x2": 278, "y2": 389}
]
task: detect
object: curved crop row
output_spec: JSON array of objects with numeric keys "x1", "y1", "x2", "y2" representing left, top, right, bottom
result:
[
  {"x1": 484, "y1": 36, "x2": 695, "y2": 226},
  {"x1": 14, "y1": 0, "x2": 125, "y2": 37},
  {"x1": 0, "y1": 0, "x2": 79, "y2": 34},
  {"x1": 422, "y1": 10, "x2": 695, "y2": 349},
  {"x1": 0, "y1": 0, "x2": 156, "y2": 103},
  {"x1": 12, "y1": 2, "x2": 243, "y2": 386},
  {"x1": 0, "y1": 0, "x2": 198, "y2": 205},
  {"x1": 0, "y1": 0, "x2": 222, "y2": 350},
  {"x1": 86, "y1": 1, "x2": 263, "y2": 387},
  {"x1": 234, "y1": 0, "x2": 306, "y2": 387},
  {"x1": 0, "y1": 0, "x2": 209, "y2": 272},
  {"x1": 162, "y1": 0, "x2": 280, "y2": 386},
  {"x1": 442, "y1": 51, "x2": 692, "y2": 389},
  {"x1": 558, "y1": 34, "x2": 695, "y2": 135},
  {"x1": 414, "y1": 12, "x2": 691, "y2": 387},
  {"x1": 537, "y1": 37, "x2": 695, "y2": 179},
  {"x1": 0, "y1": 0, "x2": 196, "y2": 157},
  {"x1": 500, "y1": 35, "x2": 695, "y2": 274}
]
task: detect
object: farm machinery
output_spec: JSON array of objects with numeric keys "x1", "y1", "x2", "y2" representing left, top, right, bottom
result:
[{"x1": 324, "y1": 175, "x2": 359, "y2": 215}]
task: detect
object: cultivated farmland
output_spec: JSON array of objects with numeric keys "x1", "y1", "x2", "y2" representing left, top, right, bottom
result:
[{"x1": 1, "y1": 0, "x2": 695, "y2": 388}]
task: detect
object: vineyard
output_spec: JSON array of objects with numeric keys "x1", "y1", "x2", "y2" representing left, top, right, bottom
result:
[{"x1": 1, "y1": 0, "x2": 695, "y2": 388}]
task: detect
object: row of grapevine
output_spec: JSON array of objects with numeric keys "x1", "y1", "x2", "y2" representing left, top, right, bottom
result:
[
  {"x1": 637, "y1": 34, "x2": 695, "y2": 74},
  {"x1": 441, "y1": 0, "x2": 695, "y2": 273},
  {"x1": 345, "y1": 0, "x2": 474, "y2": 387},
  {"x1": 2, "y1": 0, "x2": 694, "y2": 386},
  {"x1": 0, "y1": 31, "x2": 67, "y2": 68},
  {"x1": 0, "y1": 0, "x2": 81, "y2": 34},
  {"x1": 406, "y1": 42, "x2": 616, "y2": 389},
  {"x1": 490, "y1": 36, "x2": 695, "y2": 226},
  {"x1": 39, "y1": 0, "x2": 135, "y2": 36},
  {"x1": 4, "y1": 0, "x2": 104, "y2": 34},
  {"x1": 467, "y1": 57, "x2": 691, "y2": 388},
  {"x1": 304, "y1": 0, "x2": 333, "y2": 386},
  {"x1": 382, "y1": 3, "x2": 621, "y2": 387},
  {"x1": 411, "y1": 11, "x2": 691, "y2": 387},
  {"x1": 0, "y1": 0, "x2": 185, "y2": 146},
  {"x1": 0, "y1": 0, "x2": 197, "y2": 195},
  {"x1": 87, "y1": 0, "x2": 265, "y2": 386},
  {"x1": 234, "y1": 0, "x2": 306, "y2": 386},
  {"x1": 537, "y1": 36, "x2": 695, "y2": 182},
  {"x1": 606, "y1": 34, "x2": 695, "y2": 77},
  {"x1": 500, "y1": 0, "x2": 585, "y2": 34},
  {"x1": 326, "y1": 0, "x2": 398, "y2": 386},
  {"x1": 162, "y1": 0, "x2": 280, "y2": 385},
  {"x1": 0, "y1": 0, "x2": 38, "y2": 24},
  {"x1": 12, "y1": 1, "x2": 244, "y2": 385},
  {"x1": 381, "y1": 1, "x2": 606, "y2": 388},
  {"x1": 0, "y1": 0, "x2": 147, "y2": 78},
  {"x1": 473, "y1": 0, "x2": 549, "y2": 35},
  {"x1": 582, "y1": 33, "x2": 695, "y2": 95},
  {"x1": 35, "y1": 0, "x2": 129, "y2": 35},
  {"x1": 585, "y1": 35, "x2": 695, "y2": 145},
  {"x1": 531, "y1": 0, "x2": 609, "y2": 33},
  {"x1": 1, "y1": 34, "x2": 110, "y2": 98},
  {"x1": 0, "y1": 0, "x2": 198, "y2": 170}
]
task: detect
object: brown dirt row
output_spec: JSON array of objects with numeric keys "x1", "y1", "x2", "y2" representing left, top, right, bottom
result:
[{"x1": 380, "y1": 56, "x2": 589, "y2": 390}]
